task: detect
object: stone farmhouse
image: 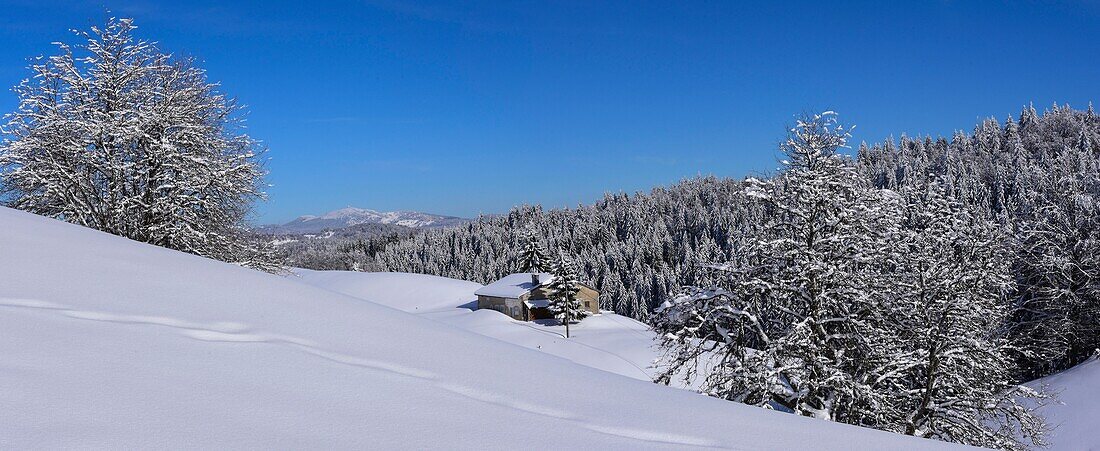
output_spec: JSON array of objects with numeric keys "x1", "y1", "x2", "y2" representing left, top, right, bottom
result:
[{"x1": 474, "y1": 273, "x2": 599, "y2": 321}]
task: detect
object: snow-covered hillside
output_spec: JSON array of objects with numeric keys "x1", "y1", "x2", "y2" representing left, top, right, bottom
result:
[
  {"x1": 294, "y1": 269, "x2": 662, "y2": 382},
  {"x1": 297, "y1": 270, "x2": 1100, "y2": 451},
  {"x1": 0, "y1": 206, "x2": 964, "y2": 449},
  {"x1": 1030, "y1": 356, "x2": 1100, "y2": 450},
  {"x1": 257, "y1": 207, "x2": 468, "y2": 234}
]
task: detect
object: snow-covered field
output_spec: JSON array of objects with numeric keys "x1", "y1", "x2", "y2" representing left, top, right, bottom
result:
[
  {"x1": 295, "y1": 269, "x2": 1100, "y2": 451},
  {"x1": 296, "y1": 270, "x2": 1100, "y2": 451},
  {"x1": 294, "y1": 269, "x2": 663, "y2": 382},
  {"x1": 0, "y1": 206, "x2": 971, "y2": 449}
]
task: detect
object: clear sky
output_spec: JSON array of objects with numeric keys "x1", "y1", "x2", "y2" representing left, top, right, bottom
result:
[{"x1": 1, "y1": 1, "x2": 1098, "y2": 224}]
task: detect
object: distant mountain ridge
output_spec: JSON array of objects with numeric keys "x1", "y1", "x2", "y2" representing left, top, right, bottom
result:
[{"x1": 257, "y1": 207, "x2": 469, "y2": 234}]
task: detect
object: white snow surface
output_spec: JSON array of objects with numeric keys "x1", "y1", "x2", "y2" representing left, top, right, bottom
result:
[
  {"x1": 294, "y1": 269, "x2": 658, "y2": 382},
  {"x1": 1029, "y1": 356, "x2": 1100, "y2": 450},
  {"x1": 0, "y1": 206, "x2": 966, "y2": 449}
]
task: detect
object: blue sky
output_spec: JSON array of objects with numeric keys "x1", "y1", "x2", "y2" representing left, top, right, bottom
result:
[{"x1": 1, "y1": 1, "x2": 1098, "y2": 224}]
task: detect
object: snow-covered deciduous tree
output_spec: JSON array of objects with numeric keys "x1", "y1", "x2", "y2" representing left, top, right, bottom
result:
[
  {"x1": 548, "y1": 251, "x2": 589, "y2": 338},
  {"x1": 1011, "y1": 177, "x2": 1100, "y2": 377},
  {"x1": 518, "y1": 228, "x2": 549, "y2": 273},
  {"x1": 880, "y1": 181, "x2": 1047, "y2": 450},
  {"x1": 655, "y1": 114, "x2": 1052, "y2": 448},
  {"x1": 0, "y1": 17, "x2": 278, "y2": 270},
  {"x1": 656, "y1": 112, "x2": 903, "y2": 424}
]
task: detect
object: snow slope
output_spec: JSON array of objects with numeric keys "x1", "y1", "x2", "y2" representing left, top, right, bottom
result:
[
  {"x1": 1029, "y1": 356, "x2": 1100, "y2": 450},
  {"x1": 294, "y1": 257, "x2": 1100, "y2": 451},
  {"x1": 294, "y1": 269, "x2": 661, "y2": 382},
  {"x1": 0, "y1": 206, "x2": 965, "y2": 449}
]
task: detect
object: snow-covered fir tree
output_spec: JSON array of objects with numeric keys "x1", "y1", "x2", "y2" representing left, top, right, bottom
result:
[
  {"x1": 0, "y1": 17, "x2": 278, "y2": 270},
  {"x1": 518, "y1": 228, "x2": 549, "y2": 273},
  {"x1": 858, "y1": 103, "x2": 1100, "y2": 378},
  {"x1": 548, "y1": 251, "x2": 589, "y2": 338}
]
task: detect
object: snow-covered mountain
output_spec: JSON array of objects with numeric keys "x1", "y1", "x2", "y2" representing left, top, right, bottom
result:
[
  {"x1": 257, "y1": 207, "x2": 468, "y2": 234},
  {"x1": 0, "y1": 206, "x2": 965, "y2": 449}
]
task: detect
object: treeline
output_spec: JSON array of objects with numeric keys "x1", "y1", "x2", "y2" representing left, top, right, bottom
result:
[
  {"x1": 296, "y1": 105, "x2": 1099, "y2": 387},
  {"x1": 273, "y1": 223, "x2": 417, "y2": 271},
  {"x1": 857, "y1": 104, "x2": 1100, "y2": 380},
  {"x1": 345, "y1": 177, "x2": 760, "y2": 319}
]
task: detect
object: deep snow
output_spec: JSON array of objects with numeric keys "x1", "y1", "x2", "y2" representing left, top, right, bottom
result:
[
  {"x1": 0, "y1": 206, "x2": 967, "y2": 449},
  {"x1": 1029, "y1": 355, "x2": 1100, "y2": 450},
  {"x1": 294, "y1": 269, "x2": 662, "y2": 382},
  {"x1": 293, "y1": 257, "x2": 1100, "y2": 451}
]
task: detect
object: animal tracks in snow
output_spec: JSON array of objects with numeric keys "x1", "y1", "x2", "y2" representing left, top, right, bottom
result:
[
  {"x1": 0, "y1": 298, "x2": 249, "y2": 334},
  {"x1": 434, "y1": 381, "x2": 579, "y2": 420},
  {"x1": 0, "y1": 298, "x2": 67, "y2": 310},
  {"x1": 182, "y1": 329, "x2": 315, "y2": 347},
  {"x1": 287, "y1": 343, "x2": 438, "y2": 380},
  {"x1": 0, "y1": 296, "x2": 724, "y2": 449},
  {"x1": 62, "y1": 310, "x2": 251, "y2": 335},
  {"x1": 583, "y1": 424, "x2": 726, "y2": 448}
]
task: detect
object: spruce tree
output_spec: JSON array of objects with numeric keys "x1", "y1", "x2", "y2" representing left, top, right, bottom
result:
[
  {"x1": 548, "y1": 251, "x2": 588, "y2": 338},
  {"x1": 518, "y1": 228, "x2": 548, "y2": 273}
]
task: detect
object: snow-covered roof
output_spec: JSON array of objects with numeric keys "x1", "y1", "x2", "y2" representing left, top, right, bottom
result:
[
  {"x1": 524, "y1": 299, "x2": 550, "y2": 309},
  {"x1": 475, "y1": 273, "x2": 553, "y2": 298}
]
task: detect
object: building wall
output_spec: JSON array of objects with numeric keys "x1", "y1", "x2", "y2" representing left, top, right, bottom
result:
[
  {"x1": 529, "y1": 285, "x2": 600, "y2": 315},
  {"x1": 479, "y1": 283, "x2": 602, "y2": 321},
  {"x1": 477, "y1": 295, "x2": 524, "y2": 320},
  {"x1": 577, "y1": 285, "x2": 600, "y2": 314}
]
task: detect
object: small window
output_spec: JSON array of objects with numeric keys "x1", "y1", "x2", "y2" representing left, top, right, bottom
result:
[{"x1": 584, "y1": 301, "x2": 590, "y2": 308}]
